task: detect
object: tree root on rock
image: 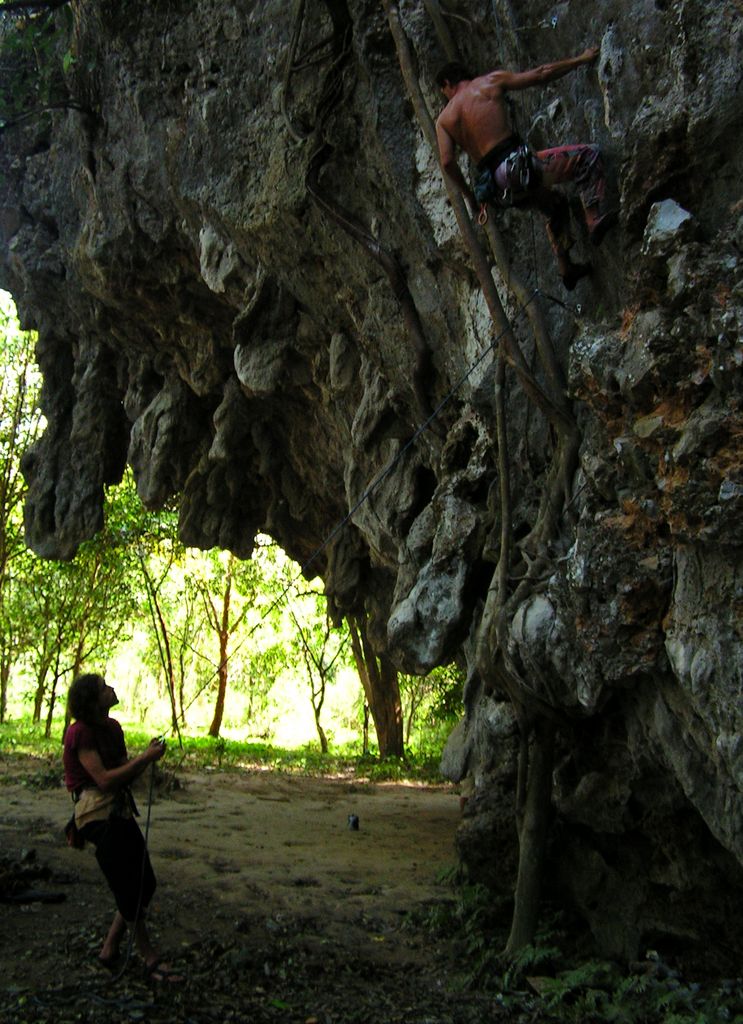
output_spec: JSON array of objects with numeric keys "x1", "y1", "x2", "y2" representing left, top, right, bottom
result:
[{"x1": 384, "y1": 0, "x2": 586, "y2": 957}]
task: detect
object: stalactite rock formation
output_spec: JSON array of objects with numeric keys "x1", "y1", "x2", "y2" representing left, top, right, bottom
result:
[{"x1": 1, "y1": 0, "x2": 742, "y2": 958}]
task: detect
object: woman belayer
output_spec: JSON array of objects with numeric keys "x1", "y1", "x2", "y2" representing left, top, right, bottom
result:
[{"x1": 62, "y1": 672, "x2": 182, "y2": 982}]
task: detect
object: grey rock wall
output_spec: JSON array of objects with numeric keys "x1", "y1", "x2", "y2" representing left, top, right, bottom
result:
[{"x1": 1, "y1": 0, "x2": 742, "y2": 958}]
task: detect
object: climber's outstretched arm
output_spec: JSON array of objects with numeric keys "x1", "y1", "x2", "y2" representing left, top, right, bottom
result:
[{"x1": 491, "y1": 47, "x2": 599, "y2": 92}]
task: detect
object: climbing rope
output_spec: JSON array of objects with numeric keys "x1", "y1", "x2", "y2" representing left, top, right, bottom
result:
[
  {"x1": 107, "y1": 762, "x2": 158, "y2": 985},
  {"x1": 495, "y1": 1, "x2": 544, "y2": 296}
]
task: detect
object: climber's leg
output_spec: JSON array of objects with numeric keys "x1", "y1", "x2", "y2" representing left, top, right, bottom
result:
[
  {"x1": 535, "y1": 144, "x2": 617, "y2": 245},
  {"x1": 522, "y1": 184, "x2": 591, "y2": 290}
]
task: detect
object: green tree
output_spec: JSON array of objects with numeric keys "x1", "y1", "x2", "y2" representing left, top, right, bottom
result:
[
  {"x1": 194, "y1": 550, "x2": 254, "y2": 738},
  {"x1": 240, "y1": 639, "x2": 285, "y2": 736},
  {"x1": 191, "y1": 538, "x2": 300, "y2": 738},
  {"x1": 169, "y1": 571, "x2": 208, "y2": 727},
  {"x1": 289, "y1": 588, "x2": 349, "y2": 753},
  {"x1": 399, "y1": 662, "x2": 464, "y2": 750},
  {"x1": 132, "y1": 510, "x2": 186, "y2": 738},
  {"x1": 21, "y1": 484, "x2": 140, "y2": 734},
  {"x1": 348, "y1": 614, "x2": 404, "y2": 758},
  {"x1": 0, "y1": 564, "x2": 32, "y2": 721},
  {"x1": 0, "y1": 293, "x2": 44, "y2": 720}
]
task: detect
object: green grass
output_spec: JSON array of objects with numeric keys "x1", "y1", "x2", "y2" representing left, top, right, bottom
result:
[
  {"x1": 0, "y1": 718, "x2": 446, "y2": 784},
  {"x1": 0, "y1": 718, "x2": 62, "y2": 758}
]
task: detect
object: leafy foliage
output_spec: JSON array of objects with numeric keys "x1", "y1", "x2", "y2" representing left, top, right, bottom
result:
[
  {"x1": 416, "y1": 879, "x2": 743, "y2": 1023},
  {"x1": 0, "y1": 296, "x2": 45, "y2": 720},
  {"x1": 0, "y1": 0, "x2": 76, "y2": 128},
  {"x1": 0, "y1": 718, "x2": 446, "y2": 783},
  {"x1": 399, "y1": 661, "x2": 464, "y2": 754},
  {"x1": 287, "y1": 584, "x2": 351, "y2": 752}
]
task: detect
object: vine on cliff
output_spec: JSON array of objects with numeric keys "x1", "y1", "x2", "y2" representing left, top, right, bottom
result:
[
  {"x1": 281, "y1": 0, "x2": 439, "y2": 428},
  {"x1": 383, "y1": 0, "x2": 583, "y2": 956},
  {"x1": 0, "y1": 0, "x2": 88, "y2": 131}
]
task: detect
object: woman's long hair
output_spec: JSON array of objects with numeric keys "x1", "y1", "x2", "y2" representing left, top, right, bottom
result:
[{"x1": 66, "y1": 673, "x2": 106, "y2": 727}]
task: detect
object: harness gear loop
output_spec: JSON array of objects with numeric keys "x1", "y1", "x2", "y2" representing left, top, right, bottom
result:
[
  {"x1": 501, "y1": 144, "x2": 536, "y2": 205},
  {"x1": 478, "y1": 204, "x2": 489, "y2": 225}
]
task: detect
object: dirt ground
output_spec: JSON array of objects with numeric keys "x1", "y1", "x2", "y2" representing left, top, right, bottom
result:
[{"x1": 0, "y1": 757, "x2": 499, "y2": 1024}]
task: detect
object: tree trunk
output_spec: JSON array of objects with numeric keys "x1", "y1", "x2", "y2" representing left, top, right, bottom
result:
[
  {"x1": 362, "y1": 701, "x2": 369, "y2": 755},
  {"x1": 32, "y1": 663, "x2": 49, "y2": 723},
  {"x1": 310, "y1": 669, "x2": 328, "y2": 753},
  {"x1": 208, "y1": 564, "x2": 232, "y2": 738},
  {"x1": 348, "y1": 617, "x2": 404, "y2": 758},
  {"x1": 161, "y1": 619, "x2": 179, "y2": 734},
  {"x1": 178, "y1": 648, "x2": 187, "y2": 728},
  {"x1": 139, "y1": 554, "x2": 179, "y2": 735},
  {"x1": 314, "y1": 708, "x2": 329, "y2": 754},
  {"x1": 44, "y1": 677, "x2": 58, "y2": 738},
  {"x1": 208, "y1": 645, "x2": 228, "y2": 738},
  {"x1": 71, "y1": 641, "x2": 85, "y2": 681},
  {"x1": 504, "y1": 716, "x2": 556, "y2": 956},
  {"x1": 376, "y1": 655, "x2": 404, "y2": 758},
  {"x1": 0, "y1": 656, "x2": 9, "y2": 723},
  {"x1": 43, "y1": 647, "x2": 64, "y2": 738}
]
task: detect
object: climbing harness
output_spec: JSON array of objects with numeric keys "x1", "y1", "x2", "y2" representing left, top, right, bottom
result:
[
  {"x1": 503, "y1": 144, "x2": 537, "y2": 201},
  {"x1": 475, "y1": 143, "x2": 538, "y2": 211}
]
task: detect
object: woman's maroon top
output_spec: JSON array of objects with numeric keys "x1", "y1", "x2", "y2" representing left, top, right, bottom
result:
[{"x1": 63, "y1": 718, "x2": 127, "y2": 792}]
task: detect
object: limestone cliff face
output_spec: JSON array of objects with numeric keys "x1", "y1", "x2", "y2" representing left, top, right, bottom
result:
[{"x1": 2, "y1": 0, "x2": 742, "y2": 957}]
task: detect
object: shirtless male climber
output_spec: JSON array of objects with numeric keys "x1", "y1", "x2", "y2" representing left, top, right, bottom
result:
[{"x1": 435, "y1": 48, "x2": 618, "y2": 290}]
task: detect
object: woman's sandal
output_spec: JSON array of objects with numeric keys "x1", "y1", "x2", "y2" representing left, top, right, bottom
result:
[{"x1": 145, "y1": 958, "x2": 185, "y2": 984}]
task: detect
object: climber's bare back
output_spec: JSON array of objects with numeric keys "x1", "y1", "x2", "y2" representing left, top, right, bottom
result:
[{"x1": 437, "y1": 75, "x2": 513, "y2": 164}]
